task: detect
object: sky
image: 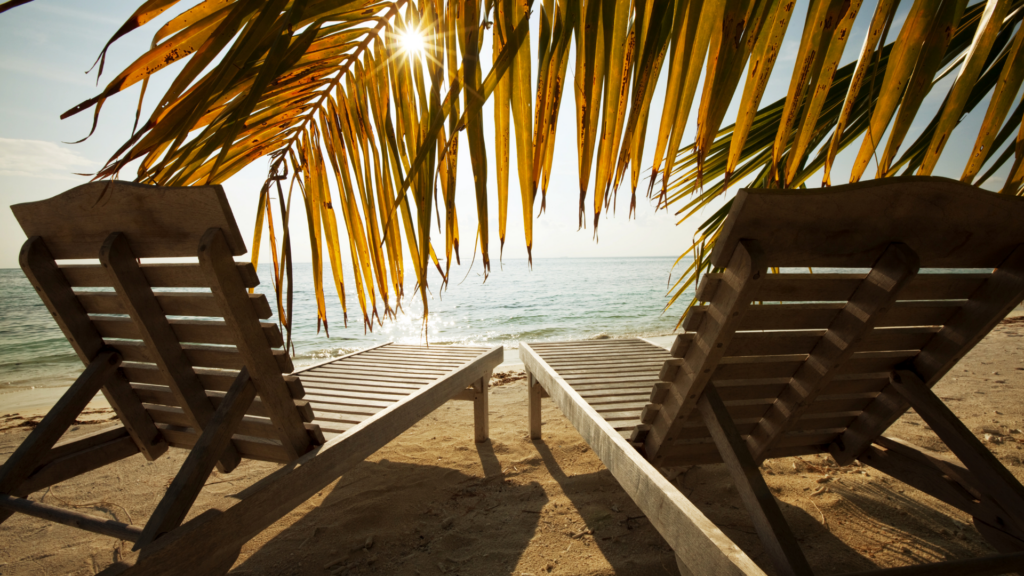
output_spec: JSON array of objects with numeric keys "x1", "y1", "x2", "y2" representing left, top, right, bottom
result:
[{"x1": 0, "y1": 0, "x2": 1017, "y2": 279}]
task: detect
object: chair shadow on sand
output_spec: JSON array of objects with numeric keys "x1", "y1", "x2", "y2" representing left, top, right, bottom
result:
[
  {"x1": 230, "y1": 440, "x2": 546, "y2": 575},
  {"x1": 531, "y1": 440, "x2": 993, "y2": 576}
]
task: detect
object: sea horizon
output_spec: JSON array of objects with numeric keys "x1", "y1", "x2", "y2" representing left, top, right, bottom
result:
[{"x1": 0, "y1": 256, "x2": 692, "y2": 393}]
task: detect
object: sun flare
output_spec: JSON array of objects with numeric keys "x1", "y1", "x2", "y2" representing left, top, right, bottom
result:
[{"x1": 398, "y1": 27, "x2": 427, "y2": 58}]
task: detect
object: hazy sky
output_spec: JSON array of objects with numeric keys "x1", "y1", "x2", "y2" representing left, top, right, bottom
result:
[{"x1": 0, "y1": 0, "x2": 1015, "y2": 275}]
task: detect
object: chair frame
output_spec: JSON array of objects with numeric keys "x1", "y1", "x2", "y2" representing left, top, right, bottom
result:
[
  {"x1": 0, "y1": 181, "x2": 502, "y2": 575},
  {"x1": 523, "y1": 177, "x2": 1024, "y2": 575}
]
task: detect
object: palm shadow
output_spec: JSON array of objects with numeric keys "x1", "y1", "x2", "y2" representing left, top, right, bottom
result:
[{"x1": 229, "y1": 441, "x2": 545, "y2": 575}]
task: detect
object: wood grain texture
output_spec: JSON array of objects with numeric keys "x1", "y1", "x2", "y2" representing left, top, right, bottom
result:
[
  {"x1": 473, "y1": 373, "x2": 491, "y2": 443},
  {"x1": 834, "y1": 246, "x2": 1024, "y2": 463},
  {"x1": 199, "y1": 227, "x2": 310, "y2": 461},
  {"x1": 97, "y1": 345, "x2": 502, "y2": 576},
  {"x1": 18, "y1": 431, "x2": 140, "y2": 496},
  {"x1": 647, "y1": 240, "x2": 767, "y2": 463},
  {"x1": 76, "y1": 291, "x2": 272, "y2": 319},
  {"x1": 60, "y1": 262, "x2": 259, "y2": 289},
  {"x1": 138, "y1": 369, "x2": 257, "y2": 547},
  {"x1": 696, "y1": 272, "x2": 989, "y2": 304},
  {"x1": 0, "y1": 495, "x2": 143, "y2": 542},
  {"x1": 518, "y1": 344, "x2": 766, "y2": 576},
  {"x1": 698, "y1": 385, "x2": 812, "y2": 576},
  {"x1": 710, "y1": 177, "x2": 1024, "y2": 268},
  {"x1": 101, "y1": 232, "x2": 240, "y2": 473},
  {"x1": 747, "y1": 243, "x2": 919, "y2": 462},
  {"x1": 11, "y1": 181, "x2": 246, "y2": 259},
  {"x1": 888, "y1": 370, "x2": 1024, "y2": 535},
  {"x1": 0, "y1": 351, "x2": 121, "y2": 500}
]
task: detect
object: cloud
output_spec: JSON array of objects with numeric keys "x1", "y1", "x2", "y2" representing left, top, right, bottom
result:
[{"x1": 0, "y1": 138, "x2": 98, "y2": 181}]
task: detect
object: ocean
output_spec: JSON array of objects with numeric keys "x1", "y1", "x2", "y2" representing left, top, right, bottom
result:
[{"x1": 0, "y1": 257, "x2": 690, "y2": 392}]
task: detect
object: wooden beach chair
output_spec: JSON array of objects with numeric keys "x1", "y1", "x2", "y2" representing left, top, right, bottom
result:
[
  {"x1": 521, "y1": 177, "x2": 1024, "y2": 576},
  {"x1": 1, "y1": 181, "x2": 501, "y2": 574}
]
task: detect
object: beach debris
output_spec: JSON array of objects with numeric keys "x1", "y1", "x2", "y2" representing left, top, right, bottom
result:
[
  {"x1": 985, "y1": 433, "x2": 1004, "y2": 444},
  {"x1": 364, "y1": 535, "x2": 374, "y2": 550},
  {"x1": 810, "y1": 486, "x2": 828, "y2": 496},
  {"x1": 441, "y1": 516, "x2": 454, "y2": 529}
]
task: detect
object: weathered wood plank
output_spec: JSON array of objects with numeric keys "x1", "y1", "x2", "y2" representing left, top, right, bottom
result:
[
  {"x1": 91, "y1": 316, "x2": 283, "y2": 348},
  {"x1": 696, "y1": 272, "x2": 990, "y2": 304},
  {"x1": 101, "y1": 232, "x2": 240, "y2": 473},
  {"x1": 698, "y1": 385, "x2": 812, "y2": 576},
  {"x1": 100, "y1": 346, "x2": 502, "y2": 575},
  {"x1": 647, "y1": 240, "x2": 767, "y2": 463},
  {"x1": 746, "y1": 243, "x2": 919, "y2": 462},
  {"x1": 0, "y1": 494, "x2": 143, "y2": 542},
  {"x1": 129, "y1": 384, "x2": 313, "y2": 422},
  {"x1": 856, "y1": 439, "x2": 987, "y2": 520},
  {"x1": 0, "y1": 350, "x2": 122, "y2": 502},
  {"x1": 18, "y1": 237, "x2": 165, "y2": 461},
  {"x1": 60, "y1": 262, "x2": 259, "y2": 289},
  {"x1": 833, "y1": 246, "x2": 1024, "y2": 463},
  {"x1": 532, "y1": 368, "x2": 548, "y2": 436},
  {"x1": 519, "y1": 344, "x2": 766, "y2": 576},
  {"x1": 11, "y1": 181, "x2": 246, "y2": 259},
  {"x1": 474, "y1": 373, "x2": 490, "y2": 443},
  {"x1": 154, "y1": 425, "x2": 293, "y2": 464},
  {"x1": 684, "y1": 300, "x2": 962, "y2": 333},
  {"x1": 138, "y1": 369, "x2": 257, "y2": 547},
  {"x1": 709, "y1": 177, "x2": 1024, "y2": 269},
  {"x1": 887, "y1": 370, "x2": 1024, "y2": 535},
  {"x1": 76, "y1": 291, "x2": 272, "y2": 319},
  {"x1": 19, "y1": 433, "x2": 140, "y2": 496},
  {"x1": 199, "y1": 228, "x2": 310, "y2": 461}
]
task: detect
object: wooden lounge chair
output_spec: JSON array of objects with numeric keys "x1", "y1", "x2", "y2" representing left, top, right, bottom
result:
[
  {"x1": 521, "y1": 177, "x2": 1024, "y2": 576},
  {"x1": 1, "y1": 181, "x2": 501, "y2": 574}
]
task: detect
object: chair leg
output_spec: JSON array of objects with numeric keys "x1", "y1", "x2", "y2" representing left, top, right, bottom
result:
[
  {"x1": 136, "y1": 369, "x2": 256, "y2": 548},
  {"x1": 699, "y1": 384, "x2": 813, "y2": 576},
  {"x1": 473, "y1": 372, "x2": 491, "y2": 443},
  {"x1": 891, "y1": 369, "x2": 1024, "y2": 536},
  {"x1": 0, "y1": 350, "x2": 121, "y2": 524},
  {"x1": 528, "y1": 372, "x2": 542, "y2": 440}
]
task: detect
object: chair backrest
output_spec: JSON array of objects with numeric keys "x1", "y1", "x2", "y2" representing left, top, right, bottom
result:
[
  {"x1": 642, "y1": 177, "x2": 1024, "y2": 467},
  {"x1": 12, "y1": 181, "x2": 319, "y2": 464}
]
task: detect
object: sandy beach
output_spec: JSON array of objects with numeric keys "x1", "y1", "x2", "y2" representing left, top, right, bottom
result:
[{"x1": 1, "y1": 311, "x2": 1023, "y2": 575}]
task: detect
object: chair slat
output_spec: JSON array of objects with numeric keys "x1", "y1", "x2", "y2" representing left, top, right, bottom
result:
[
  {"x1": 76, "y1": 291, "x2": 272, "y2": 319},
  {"x1": 154, "y1": 424, "x2": 293, "y2": 463},
  {"x1": 684, "y1": 301, "x2": 964, "y2": 332},
  {"x1": 91, "y1": 316, "x2": 282, "y2": 347},
  {"x1": 108, "y1": 341, "x2": 292, "y2": 373},
  {"x1": 145, "y1": 405, "x2": 283, "y2": 443},
  {"x1": 130, "y1": 383, "x2": 313, "y2": 422},
  {"x1": 59, "y1": 263, "x2": 259, "y2": 289},
  {"x1": 697, "y1": 272, "x2": 990, "y2": 303}
]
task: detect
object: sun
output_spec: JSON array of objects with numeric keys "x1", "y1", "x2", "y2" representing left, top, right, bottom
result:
[{"x1": 398, "y1": 27, "x2": 427, "y2": 58}]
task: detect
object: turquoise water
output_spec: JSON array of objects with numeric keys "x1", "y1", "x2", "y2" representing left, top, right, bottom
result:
[{"x1": 0, "y1": 257, "x2": 690, "y2": 391}]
